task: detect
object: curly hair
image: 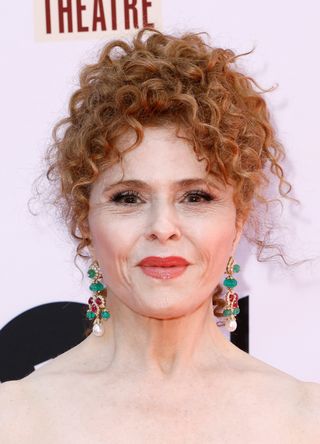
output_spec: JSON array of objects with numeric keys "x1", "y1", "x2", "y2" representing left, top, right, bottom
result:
[{"x1": 36, "y1": 27, "x2": 297, "y2": 334}]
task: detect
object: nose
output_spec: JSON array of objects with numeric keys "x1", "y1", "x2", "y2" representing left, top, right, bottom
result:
[{"x1": 145, "y1": 200, "x2": 181, "y2": 243}]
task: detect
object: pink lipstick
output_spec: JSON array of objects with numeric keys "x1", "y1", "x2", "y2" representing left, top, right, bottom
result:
[{"x1": 138, "y1": 256, "x2": 190, "y2": 280}]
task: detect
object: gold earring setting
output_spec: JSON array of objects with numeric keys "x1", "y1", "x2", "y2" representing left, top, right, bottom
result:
[
  {"x1": 222, "y1": 256, "x2": 240, "y2": 332},
  {"x1": 86, "y1": 260, "x2": 111, "y2": 336}
]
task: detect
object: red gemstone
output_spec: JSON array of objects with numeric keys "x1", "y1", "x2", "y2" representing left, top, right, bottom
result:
[
  {"x1": 91, "y1": 304, "x2": 98, "y2": 313},
  {"x1": 232, "y1": 302, "x2": 239, "y2": 308},
  {"x1": 229, "y1": 293, "x2": 238, "y2": 303},
  {"x1": 96, "y1": 297, "x2": 103, "y2": 306},
  {"x1": 88, "y1": 297, "x2": 94, "y2": 305}
]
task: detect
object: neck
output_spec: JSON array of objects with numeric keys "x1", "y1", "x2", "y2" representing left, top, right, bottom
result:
[{"x1": 86, "y1": 294, "x2": 240, "y2": 382}]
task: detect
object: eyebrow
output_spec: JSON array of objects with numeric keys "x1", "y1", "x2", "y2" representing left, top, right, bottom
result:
[{"x1": 102, "y1": 178, "x2": 221, "y2": 192}]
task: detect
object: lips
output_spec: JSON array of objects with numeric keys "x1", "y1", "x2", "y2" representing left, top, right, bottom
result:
[
  {"x1": 137, "y1": 256, "x2": 190, "y2": 280},
  {"x1": 138, "y1": 256, "x2": 190, "y2": 267}
]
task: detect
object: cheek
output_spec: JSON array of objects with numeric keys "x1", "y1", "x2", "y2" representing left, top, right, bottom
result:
[
  {"x1": 88, "y1": 211, "x2": 138, "y2": 270},
  {"x1": 192, "y1": 211, "x2": 237, "y2": 275}
]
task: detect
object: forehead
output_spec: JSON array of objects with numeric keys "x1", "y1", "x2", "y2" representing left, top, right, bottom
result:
[{"x1": 101, "y1": 125, "x2": 209, "y2": 185}]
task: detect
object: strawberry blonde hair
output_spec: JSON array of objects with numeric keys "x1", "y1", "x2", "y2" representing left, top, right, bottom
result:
[{"x1": 37, "y1": 27, "x2": 296, "y2": 326}]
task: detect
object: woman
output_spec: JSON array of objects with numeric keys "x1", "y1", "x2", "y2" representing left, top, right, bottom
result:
[{"x1": 0, "y1": 27, "x2": 319, "y2": 443}]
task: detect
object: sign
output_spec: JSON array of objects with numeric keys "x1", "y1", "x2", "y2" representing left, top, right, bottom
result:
[{"x1": 34, "y1": 0, "x2": 162, "y2": 41}]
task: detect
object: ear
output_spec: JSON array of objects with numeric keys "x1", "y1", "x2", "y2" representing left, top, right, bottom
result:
[
  {"x1": 81, "y1": 222, "x2": 96, "y2": 259},
  {"x1": 87, "y1": 240, "x2": 97, "y2": 261},
  {"x1": 231, "y1": 219, "x2": 244, "y2": 256}
]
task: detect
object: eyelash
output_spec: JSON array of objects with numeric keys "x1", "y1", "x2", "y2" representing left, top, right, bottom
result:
[{"x1": 110, "y1": 189, "x2": 215, "y2": 205}]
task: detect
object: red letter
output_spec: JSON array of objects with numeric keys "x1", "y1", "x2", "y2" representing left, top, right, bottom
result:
[
  {"x1": 111, "y1": 0, "x2": 117, "y2": 30},
  {"x1": 58, "y1": 0, "x2": 73, "y2": 33},
  {"x1": 93, "y1": 0, "x2": 106, "y2": 31},
  {"x1": 45, "y1": 0, "x2": 52, "y2": 34},
  {"x1": 77, "y1": 0, "x2": 89, "y2": 32},
  {"x1": 124, "y1": 0, "x2": 138, "y2": 29},
  {"x1": 142, "y1": 0, "x2": 153, "y2": 27}
]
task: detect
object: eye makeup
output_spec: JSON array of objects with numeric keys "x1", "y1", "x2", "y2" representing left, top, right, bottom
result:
[{"x1": 109, "y1": 188, "x2": 216, "y2": 205}]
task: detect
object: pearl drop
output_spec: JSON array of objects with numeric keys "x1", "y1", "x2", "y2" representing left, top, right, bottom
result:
[
  {"x1": 93, "y1": 322, "x2": 104, "y2": 337},
  {"x1": 225, "y1": 318, "x2": 237, "y2": 332}
]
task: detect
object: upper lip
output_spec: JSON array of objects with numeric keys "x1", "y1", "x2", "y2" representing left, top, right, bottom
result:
[{"x1": 138, "y1": 256, "x2": 190, "y2": 267}]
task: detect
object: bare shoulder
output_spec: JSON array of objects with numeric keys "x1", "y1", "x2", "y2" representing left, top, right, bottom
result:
[
  {"x1": 0, "y1": 369, "x2": 79, "y2": 444},
  {"x1": 243, "y1": 352, "x2": 320, "y2": 442},
  {"x1": 23, "y1": 334, "x2": 99, "y2": 380},
  {"x1": 297, "y1": 380, "x2": 320, "y2": 442},
  {"x1": 0, "y1": 379, "x2": 39, "y2": 443},
  {"x1": 0, "y1": 338, "x2": 90, "y2": 443},
  {"x1": 260, "y1": 375, "x2": 320, "y2": 443}
]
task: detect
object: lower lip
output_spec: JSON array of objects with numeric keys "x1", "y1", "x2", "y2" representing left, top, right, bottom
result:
[{"x1": 139, "y1": 266, "x2": 188, "y2": 279}]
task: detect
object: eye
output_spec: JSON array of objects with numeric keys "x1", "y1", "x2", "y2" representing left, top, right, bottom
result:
[
  {"x1": 182, "y1": 190, "x2": 214, "y2": 203},
  {"x1": 110, "y1": 190, "x2": 142, "y2": 205}
]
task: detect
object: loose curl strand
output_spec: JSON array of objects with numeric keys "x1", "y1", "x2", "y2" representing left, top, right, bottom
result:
[{"x1": 31, "y1": 27, "x2": 301, "y2": 330}]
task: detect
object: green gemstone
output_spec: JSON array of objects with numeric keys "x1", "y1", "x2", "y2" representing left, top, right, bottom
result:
[
  {"x1": 87, "y1": 268, "x2": 96, "y2": 279},
  {"x1": 86, "y1": 311, "x2": 96, "y2": 320},
  {"x1": 223, "y1": 278, "x2": 238, "y2": 288},
  {"x1": 223, "y1": 309, "x2": 232, "y2": 316},
  {"x1": 101, "y1": 310, "x2": 111, "y2": 319},
  {"x1": 233, "y1": 264, "x2": 240, "y2": 273},
  {"x1": 89, "y1": 281, "x2": 105, "y2": 292},
  {"x1": 232, "y1": 307, "x2": 240, "y2": 315}
]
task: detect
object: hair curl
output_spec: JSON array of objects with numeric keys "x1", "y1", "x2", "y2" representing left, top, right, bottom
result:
[{"x1": 35, "y1": 27, "x2": 298, "y2": 334}]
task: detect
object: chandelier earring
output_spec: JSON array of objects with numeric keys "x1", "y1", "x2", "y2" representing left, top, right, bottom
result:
[
  {"x1": 86, "y1": 260, "x2": 111, "y2": 337},
  {"x1": 222, "y1": 256, "x2": 241, "y2": 332}
]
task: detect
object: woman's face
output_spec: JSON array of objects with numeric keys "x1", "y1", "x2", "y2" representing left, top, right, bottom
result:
[{"x1": 88, "y1": 125, "x2": 242, "y2": 318}]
